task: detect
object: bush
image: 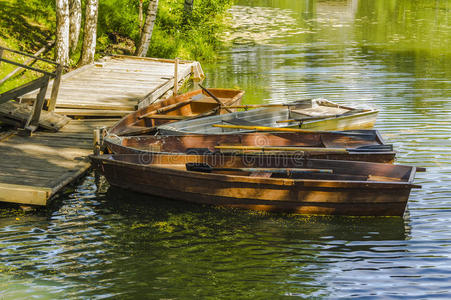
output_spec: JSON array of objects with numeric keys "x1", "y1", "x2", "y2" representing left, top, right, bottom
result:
[{"x1": 97, "y1": 0, "x2": 233, "y2": 61}]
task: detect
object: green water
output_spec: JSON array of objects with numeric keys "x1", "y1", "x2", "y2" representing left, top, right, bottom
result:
[{"x1": 1, "y1": 0, "x2": 451, "y2": 298}]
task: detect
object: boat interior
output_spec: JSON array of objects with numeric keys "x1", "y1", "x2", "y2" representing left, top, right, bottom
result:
[
  {"x1": 108, "y1": 131, "x2": 392, "y2": 154},
  {"x1": 103, "y1": 153, "x2": 417, "y2": 183},
  {"x1": 110, "y1": 89, "x2": 244, "y2": 136},
  {"x1": 157, "y1": 99, "x2": 375, "y2": 134}
]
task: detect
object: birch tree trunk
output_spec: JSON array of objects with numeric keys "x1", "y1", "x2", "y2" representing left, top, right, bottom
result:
[
  {"x1": 69, "y1": 0, "x2": 82, "y2": 53},
  {"x1": 79, "y1": 0, "x2": 99, "y2": 66},
  {"x1": 184, "y1": 0, "x2": 194, "y2": 15},
  {"x1": 55, "y1": 0, "x2": 70, "y2": 65},
  {"x1": 135, "y1": 0, "x2": 159, "y2": 57},
  {"x1": 138, "y1": 0, "x2": 144, "y2": 31}
]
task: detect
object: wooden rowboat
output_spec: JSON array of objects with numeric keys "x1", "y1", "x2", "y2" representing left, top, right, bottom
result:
[
  {"x1": 157, "y1": 98, "x2": 378, "y2": 135},
  {"x1": 108, "y1": 88, "x2": 244, "y2": 136},
  {"x1": 89, "y1": 153, "x2": 422, "y2": 216},
  {"x1": 104, "y1": 130, "x2": 396, "y2": 163}
]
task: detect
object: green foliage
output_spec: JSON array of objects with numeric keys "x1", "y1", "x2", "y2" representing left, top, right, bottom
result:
[
  {"x1": 0, "y1": 0, "x2": 231, "y2": 93},
  {"x1": 98, "y1": 0, "x2": 142, "y2": 41},
  {"x1": 97, "y1": 0, "x2": 233, "y2": 61},
  {"x1": 152, "y1": 0, "x2": 233, "y2": 61},
  {"x1": 0, "y1": 0, "x2": 56, "y2": 92}
]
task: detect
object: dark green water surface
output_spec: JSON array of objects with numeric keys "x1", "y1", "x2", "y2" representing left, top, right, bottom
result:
[{"x1": 1, "y1": 0, "x2": 451, "y2": 298}]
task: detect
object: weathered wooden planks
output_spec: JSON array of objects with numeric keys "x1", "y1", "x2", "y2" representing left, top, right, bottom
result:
[
  {"x1": 0, "y1": 101, "x2": 70, "y2": 131},
  {"x1": 0, "y1": 119, "x2": 117, "y2": 205},
  {"x1": 54, "y1": 108, "x2": 133, "y2": 117},
  {"x1": 21, "y1": 55, "x2": 202, "y2": 117}
]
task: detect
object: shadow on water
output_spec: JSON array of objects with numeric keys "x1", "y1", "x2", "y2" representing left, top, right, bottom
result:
[
  {"x1": 0, "y1": 168, "x2": 410, "y2": 298},
  {"x1": 86, "y1": 180, "x2": 409, "y2": 299},
  {"x1": 103, "y1": 184, "x2": 409, "y2": 242}
]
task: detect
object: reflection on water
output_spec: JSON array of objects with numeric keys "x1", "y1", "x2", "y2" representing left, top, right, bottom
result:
[
  {"x1": 0, "y1": 177, "x2": 411, "y2": 299},
  {"x1": 1, "y1": 0, "x2": 451, "y2": 298}
]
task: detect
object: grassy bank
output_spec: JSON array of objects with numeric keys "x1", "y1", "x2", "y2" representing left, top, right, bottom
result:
[
  {"x1": 0, "y1": 0, "x2": 232, "y2": 92},
  {"x1": 0, "y1": 0, "x2": 55, "y2": 92}
]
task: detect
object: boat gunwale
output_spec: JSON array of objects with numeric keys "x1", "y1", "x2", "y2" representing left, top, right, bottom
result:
[
  {"x1": 103, "y1": 137, "x2": 397, "y2": 159},
  {"x1": 92, "y1": 154, "x2": 418, "y2": 189},
  {"x1": 300, "y1": 109, "x2": 378, "y2": 126}
]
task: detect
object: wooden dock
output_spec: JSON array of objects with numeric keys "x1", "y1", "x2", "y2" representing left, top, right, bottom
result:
[
  {"x1": 0, "y1": 55, "x2": 203, "y2": 206},
  {"x1": 0, "y1": 119, "x2": 116, "y2": 205},
  {"x1": 23, "y1": 55, "x2": 204, "y2": 116}
]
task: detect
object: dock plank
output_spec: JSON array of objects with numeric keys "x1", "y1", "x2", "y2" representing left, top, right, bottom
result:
[
  {"x1": 54, "y1": 109, "x2": 132, "y2": 117},
  {"x1": 0, "y1": 119, "x2": 116, "y2": 205}
]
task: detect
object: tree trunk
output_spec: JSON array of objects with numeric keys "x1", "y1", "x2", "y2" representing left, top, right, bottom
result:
[
  {"x1": 135, "y1": 0, "x2": 159, "y2": 57},
  {"x1": 184, "y1": 0, "x2": 194, "y2": 15},
  {"x1": 79, "y1": 0, "x2": 99, "y2": 66},
  {"x1": 55, "y1": 0, "x2": 70, "y2": 65},
  {"x1": 69, "y1": 0, "x2": 82, "y2": 53},
  {"x1": 138, "y1": 0, "x2": 144, "y2": 31}
]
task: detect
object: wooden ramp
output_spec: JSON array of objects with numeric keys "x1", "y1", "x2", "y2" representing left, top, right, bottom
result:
[
  {"x1": 0, "y1": 54, "x2": 204, "y2": 205},
  {"x1": 22, "y1": 55, "x2": 204, "y2": 117},
  {"x1": 0, "y1": 119, "x2": 116, "y2": 205},
  {"x1": 0, "y1": 101, "x2": 70, "y2": 131}
]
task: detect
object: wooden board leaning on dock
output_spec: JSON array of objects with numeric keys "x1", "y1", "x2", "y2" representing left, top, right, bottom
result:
[{"x1": 0, "y1": 101, "x2": 70, "y2": 131}]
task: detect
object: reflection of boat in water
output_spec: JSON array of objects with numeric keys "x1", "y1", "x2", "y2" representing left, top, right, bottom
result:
[
  {"x1": 104, "y1": 130, "x2": 396, "y2": 163},
  {"x1": 264, "y1": 214, "x2": 409, "y2": 242},
  {"x1": 157, "y1": 98, "x2": 378, "y2": 135},
  {"x1": 90, "y1": 153, "x2": 422, "y2": 217},
  {"x1": 103, "y1": 185, "x2": 409, "y2": 241}
]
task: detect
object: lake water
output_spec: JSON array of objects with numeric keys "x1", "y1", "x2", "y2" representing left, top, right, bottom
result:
[{"x1": 1, "y1": 0, "x2": 451, "y2": 298}]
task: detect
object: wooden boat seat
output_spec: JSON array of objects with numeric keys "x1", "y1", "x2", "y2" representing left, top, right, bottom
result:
[
  {"x1": 250, "y1": 172, "x2": 272, "y2": 178},
  {"x1": 291, "y1": 105, "x2": 349, "y2": 118},
  {"x1": 368, "y1": 175, "x2": 402, "y2": 182},
  {"x1": 268, "y1": 171, "x2": 369, "y2": 181},
  {"x1": 320, "y1": 133, "x2": 377, "y2": 148},
  {"x1": 152, "y1": 163, "x2": 186, "y2": 170}
]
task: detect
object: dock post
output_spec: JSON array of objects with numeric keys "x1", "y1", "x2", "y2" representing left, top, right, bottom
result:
[
  {"x1": 93, "y1": 128, "x2": 101, "y2": 155},
  {"x1": 48, "y1": 64, "x2": 63, "y2": 112},
  {"x1": 173, "y1": 58, "x2": 179, "y2": 95},
  {"x1": 192, "y1": 62, "x2": 205, "y2": 90},
  {"x1": 18, "y1": 75, "x2": 50, "y2": 136}
]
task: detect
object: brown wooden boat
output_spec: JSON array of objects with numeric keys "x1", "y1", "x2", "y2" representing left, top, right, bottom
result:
[
  {"x1": 89, "y1": 153, "x2": 423, "y2": 216},
  {"x1": 108, "y1": 88, "x2": 244, "y2": 136},
  {"x1": 104, "y1": 130, "x2": 396, "y2": 163}
]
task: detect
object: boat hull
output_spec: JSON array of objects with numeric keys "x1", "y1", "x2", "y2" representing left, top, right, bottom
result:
[
  {"x1": 104, "y1": 130, "x2": 396, "y2": 163},
  {"x1": 90, "y1": 154, "x2": 417, "y2": 216}
]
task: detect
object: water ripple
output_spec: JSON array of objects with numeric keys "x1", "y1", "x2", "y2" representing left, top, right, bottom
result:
[{"x1": 2, "y1": 1, "x2": 451, "y2": 298}]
